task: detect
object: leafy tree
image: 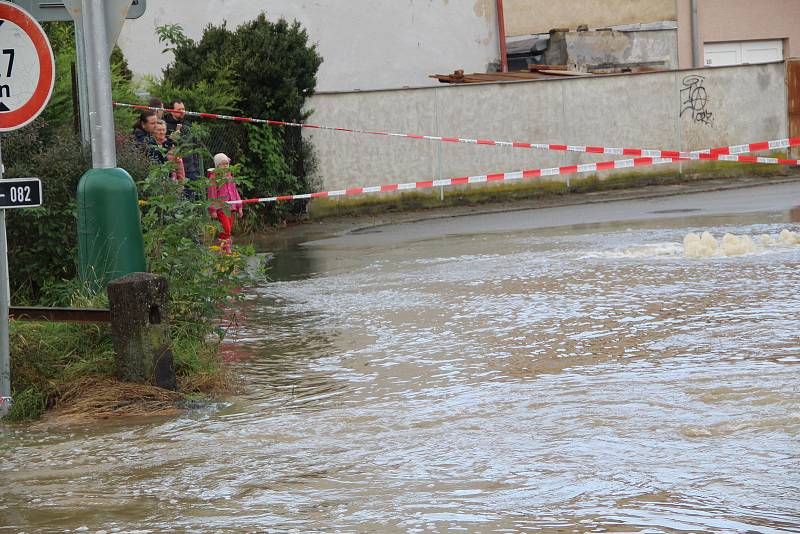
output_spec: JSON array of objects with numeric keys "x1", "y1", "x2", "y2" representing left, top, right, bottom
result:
[{"x1": 161, "y1": 16, "x2": 322, "y2": 121}]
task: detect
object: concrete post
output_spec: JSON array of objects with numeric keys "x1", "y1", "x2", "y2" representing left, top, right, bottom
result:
[{"x1": 107, "y1": 273, "x2": 176, "y2": 390}]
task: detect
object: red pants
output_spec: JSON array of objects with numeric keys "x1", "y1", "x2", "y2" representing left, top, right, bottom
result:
[{"x1": 217, "y1": 211, "x2": 235, "y2": 252}]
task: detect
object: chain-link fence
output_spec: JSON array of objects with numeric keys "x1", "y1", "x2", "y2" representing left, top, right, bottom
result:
[
  {"x1": 116, "y1": 117, "x2": 250, "y2": 173},
  {"x1": 197, "y1": 121, "x2": 249, "y2": 171}
]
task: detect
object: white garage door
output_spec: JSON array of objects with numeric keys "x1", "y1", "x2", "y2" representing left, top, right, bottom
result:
[{"x1": 704, "y1": 39, "x2": 784, "y2": 67}]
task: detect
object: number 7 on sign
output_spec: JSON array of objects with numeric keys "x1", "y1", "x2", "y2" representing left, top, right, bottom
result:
[{"x1": 2, "y1": 49, "x2": 13, "y2": 77}]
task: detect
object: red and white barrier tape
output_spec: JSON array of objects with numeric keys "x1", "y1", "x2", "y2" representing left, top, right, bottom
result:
[
  {"x1": 230, "y1": 145, "x2": 800, "y2": 204},
  {"x1": 114, "y1": 103, "x2": 800, "y2": 163},
  {"x1": 230, "y1": 155, "x2": 694, "y2": 204}
]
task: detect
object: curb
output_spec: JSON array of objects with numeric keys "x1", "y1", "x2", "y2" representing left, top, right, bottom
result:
[{"x1": 340, "y1": 175, "x2": 800, "y2": 234}]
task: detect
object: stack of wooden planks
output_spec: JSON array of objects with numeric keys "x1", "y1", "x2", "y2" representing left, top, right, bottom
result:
[{"x1": 431, "y1": 66, "x2": 588, "y2": 84}]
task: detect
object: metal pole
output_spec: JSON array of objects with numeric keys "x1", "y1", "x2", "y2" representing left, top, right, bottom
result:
[
  {"x1": 71, "y1": 62, "x2": 80, "y2": 135},
  {"x1": 74, "y1": 25, "x2": 91, "y2": 146},
  {"x1": 0, "y1": 137, "x2": 11, "y2": 418},
  {"x1": 82, "y1": 0, "x2": 117, "y2": 168},
  {"x1": 690, "y1": 0, "x2": 702, "y2": 68},
  {"x1": 496, "y1": 0, "x2": 508, "y2": 72}
]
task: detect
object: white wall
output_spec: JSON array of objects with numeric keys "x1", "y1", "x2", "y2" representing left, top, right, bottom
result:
[
  {"x1": 117, "y1": 0, "x2": 501, "y2": 92},
  {"x1": 305, "y1": 63, "x2": 788, "y2": 191}
]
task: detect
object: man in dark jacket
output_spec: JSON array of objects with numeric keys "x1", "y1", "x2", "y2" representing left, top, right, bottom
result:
[
  {"x1": 133, "y1": 109, "x2": 158, "y2": 145},
  {"x1": 164, "y1": 99, "x2": 202, "y2": 198}
]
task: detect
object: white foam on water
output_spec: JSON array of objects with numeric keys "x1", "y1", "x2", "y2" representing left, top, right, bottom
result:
[
  {"x1": 779, "y1": 229, "x2": 799, "y2": 245},
  {"x1": 683, "y1": 231, "x2": 719, "y2": 258},
  {"x1": 602, "y1": 243, "x2": 684, "y2": 259},
  {"x1": 721, "y1": 233, "x2": 758, "y2": 256},
  {"x1": 582, "y1": 227, "x2": 800, "y2": 260},
  {"x1": 683, "y1": 228, "x2": 800, "y2": 259}
]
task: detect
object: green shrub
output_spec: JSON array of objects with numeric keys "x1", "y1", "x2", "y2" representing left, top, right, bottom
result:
[
  {"x1": 3, "y1": 126, "x2": 88, "y2": 302},
  {"x1": 238, "y1": 124, "x2": 304, "y2": 228},
  {"x1": 2, "y1": 121, "x2": 151, "y2": 304},
  {"x1": 160, "y1": 16, "x2": 321, "y2": 121},
  {"x1": 137, "y1": 158, "x2": 254, "y2": 340}
]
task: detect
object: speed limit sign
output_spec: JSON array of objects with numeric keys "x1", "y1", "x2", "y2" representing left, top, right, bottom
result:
[
  {"x1": 0, "y1": 1, "x2": 55, "y2": 132},
  {"x1": 0, "y1": 2, "x2": 54, "y2": 417}
]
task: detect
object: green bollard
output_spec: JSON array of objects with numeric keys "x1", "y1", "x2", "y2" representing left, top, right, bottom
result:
[{"x1": 77, "y1": 168, "x2": 146, "y2": 289}]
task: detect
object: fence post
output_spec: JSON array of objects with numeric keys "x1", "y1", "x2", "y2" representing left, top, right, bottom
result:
[{"x1": 107, "y1": 273, "x2": 176, "y2": 390}]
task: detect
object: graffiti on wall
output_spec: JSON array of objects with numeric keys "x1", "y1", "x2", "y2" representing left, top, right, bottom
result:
[{"x1": 680, "y1": 75, "x2": 714, "y2": 126}]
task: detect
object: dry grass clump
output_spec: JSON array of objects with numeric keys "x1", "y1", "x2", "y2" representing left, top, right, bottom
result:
[
  {"x1": 47, "y1": 375, "x2": 184, "y2": 424},
  {"x1": 38, "y1": 367, "x2": 244, "y2": 425},
  {"x1": 178, "y1": 366, "x2": 242, "y2": 397}
]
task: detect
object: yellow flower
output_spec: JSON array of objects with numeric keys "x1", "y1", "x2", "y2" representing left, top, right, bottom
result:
[
  {"x1": 210, "y1": 245, "x2": 221, "y2": 252},
  {"x1": 138, "y1": 200, "x2": 147, "y2": 206}
]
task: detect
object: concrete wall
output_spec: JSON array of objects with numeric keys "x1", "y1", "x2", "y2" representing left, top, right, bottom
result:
[
  {"x1": 305, "y1": 62, "x2": 788, "y2": 191},
  {"x1": 503, "y1": 0, "x2": 676, "y2": 36},
  {"x1": 677, "y1": 0, "x2": 800, "y2": 68},
  {"x1": 546, "y1": 29, "x2": 678, "y2": 71},
  {"x1": 117, "y1": 0, "x2": 500, "y2": 92}
]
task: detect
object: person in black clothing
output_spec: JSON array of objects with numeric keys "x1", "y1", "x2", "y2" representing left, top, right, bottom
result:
[
  {"x1": 163, "y1": 99, "x2": 186, "y2": 136},
  {"x1": 164, "y1": 99, "x2": 201, "y2": 199},
  {"x1": 132, "y1": 110, "x2": 158, "y2": 145}
]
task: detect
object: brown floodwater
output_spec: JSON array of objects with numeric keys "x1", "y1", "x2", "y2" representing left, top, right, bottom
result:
[{"x1": 2, "y1": 196, "x2": 800, "y2": 533}]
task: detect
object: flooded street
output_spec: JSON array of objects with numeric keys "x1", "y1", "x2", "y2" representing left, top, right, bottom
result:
[{"x1": 2, "y1": 185, "x2": 800, "y2": 533}]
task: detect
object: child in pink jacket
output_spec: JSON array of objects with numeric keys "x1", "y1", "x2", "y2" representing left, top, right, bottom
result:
[{"x1": 207, "y1": 153, "x2": 243, "y2": 253}]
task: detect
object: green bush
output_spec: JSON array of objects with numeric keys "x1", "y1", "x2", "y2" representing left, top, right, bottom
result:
[
  {"x1": 160, "y1": 16, "x2": 321, "y2": 121},
  {"x1": 2, "y1": 121, "x2": 150, "y2": 304},
  {"x1": 137, "y1": 158, "x2": 254, "y2": 341},
  {"x1": 3, "y1": 124, "x2": 88, "y2": 302},
  {"x1": 238, "y1": 124, "x2": 304, "y2": 227},
  {"x1": 153, "y1": 15, "x2": 323, "y2": 225}
]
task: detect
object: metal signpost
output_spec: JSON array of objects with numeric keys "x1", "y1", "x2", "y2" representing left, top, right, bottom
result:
[
  {"x1": 8, "y1": 0, "x2": 145, "y2": 22},
  {"x1": 9, "y1": 1, "x2": 146, "y2": 144},
  {"x1": 62, "y1": 0, "x2": 145, "y2": 150},
  {"x1": 0, "y1": 1, "x2": 54, "y2": 417},
  {"x1": 63, "y1": 0, "x2": 147, "y2": 288}
]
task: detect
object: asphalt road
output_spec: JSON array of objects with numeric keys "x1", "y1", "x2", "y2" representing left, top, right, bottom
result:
[{"x1": 305, "y1": 180, "x2": 800, "y2": 248}]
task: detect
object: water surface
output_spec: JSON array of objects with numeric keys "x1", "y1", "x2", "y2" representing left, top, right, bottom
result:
[{"x1": 2, "y1": 194, "x2": 799, "y2": 533}]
